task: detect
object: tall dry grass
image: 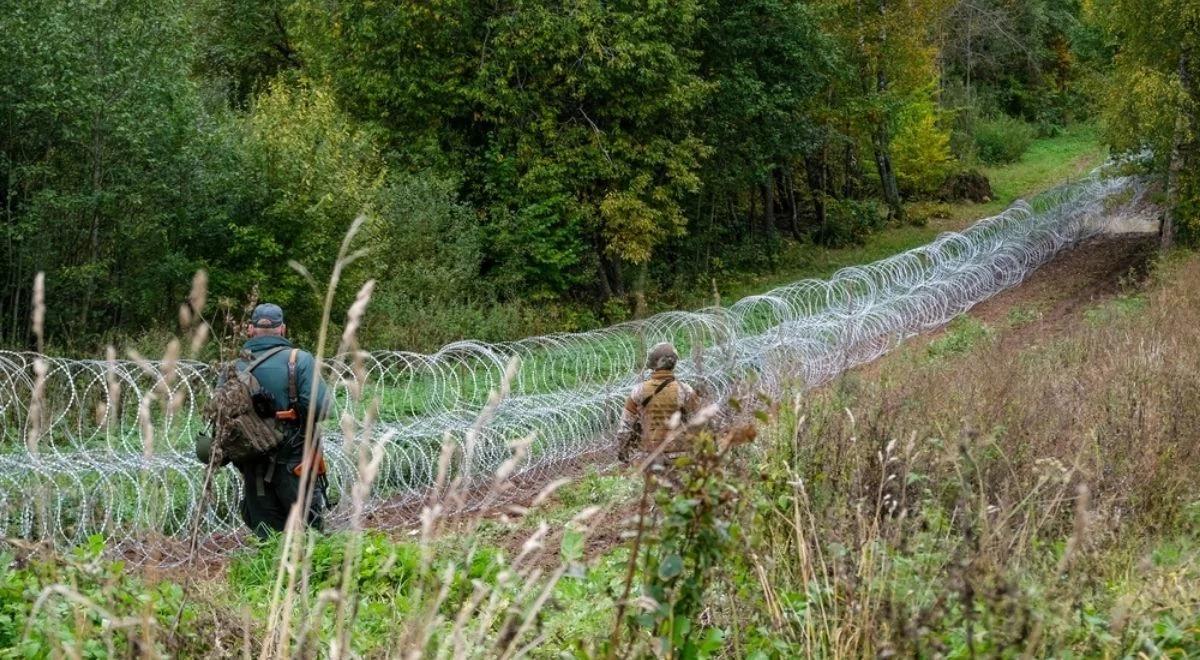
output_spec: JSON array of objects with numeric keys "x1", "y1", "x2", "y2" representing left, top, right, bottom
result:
[{"x1": 723, "y1": 251, "x2": 1200, "y2": 656}]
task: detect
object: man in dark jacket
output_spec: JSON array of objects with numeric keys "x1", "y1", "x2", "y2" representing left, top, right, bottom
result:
[{"x1": 206, "y1": 303, "x2": 332, "y2": 539}]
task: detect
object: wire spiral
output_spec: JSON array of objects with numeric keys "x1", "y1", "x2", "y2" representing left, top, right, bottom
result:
[{"x1": 0, "y1": 169, "x2": 1148, "y2": 561}]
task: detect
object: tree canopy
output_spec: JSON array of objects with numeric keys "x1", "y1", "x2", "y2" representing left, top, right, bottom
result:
[{"x1": 0, "y1": 0, "x2": 1184, "y2": 350}]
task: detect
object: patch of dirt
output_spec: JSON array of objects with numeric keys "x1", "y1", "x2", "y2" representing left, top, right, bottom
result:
[
  {"x1": 847, "y1": 234, "x2": 1156, "y2": 384},
  {"x1": 358, "y1": 449, "x2": 622, "y2": 535},
  {"x1": 968, "y1": 234, "x2": 1156, "y2": 346},
  {"x1": 491, "y1": 494, "x2": 645, "y2": 574}
]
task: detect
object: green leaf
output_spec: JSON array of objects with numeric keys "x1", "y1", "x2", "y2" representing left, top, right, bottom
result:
[
  {"x1": 658, "y1": 554, "x2": 684, "y2": 580},
  {"x1": 560, "y1": 527, "x2": 585, "y2": 564}
]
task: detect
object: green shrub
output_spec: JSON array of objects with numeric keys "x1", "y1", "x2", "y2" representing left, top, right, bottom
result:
[
  {"x1": 972, "y1": 115, "x2": 1036, "y2": 165},
  {"x1": 814, "y1": 198, "x2": 885, "y2": 248},
  {"x1": 0, "y1": 536, "x2": 203, "y2": 657},
  {"x1": 893, "y1": 101, "x2": 955, "y2": 198}
]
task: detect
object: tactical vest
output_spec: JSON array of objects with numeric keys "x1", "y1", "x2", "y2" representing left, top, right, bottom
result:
[{"x1": 638, "y1": 372, "x2": 687, "y2": 451}]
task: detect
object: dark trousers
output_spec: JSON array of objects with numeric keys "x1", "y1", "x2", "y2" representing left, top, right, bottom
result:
[{"x1": 239, "y1": 461, "x2": 327, "y2": 539}]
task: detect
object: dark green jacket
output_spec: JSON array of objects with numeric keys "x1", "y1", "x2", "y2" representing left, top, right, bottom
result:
[{"x1": 236, "y1": 335, "x2": 331, "y2": 462}]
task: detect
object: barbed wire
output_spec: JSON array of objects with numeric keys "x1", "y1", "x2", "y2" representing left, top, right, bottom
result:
[{"x1": 0, "y1": 169, "x2": 1149, "y2": 561}]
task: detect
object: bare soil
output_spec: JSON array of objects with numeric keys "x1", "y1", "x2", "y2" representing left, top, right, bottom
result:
[{"x1": 932, "y1": 234, "x2": 1155, "y2": 350}]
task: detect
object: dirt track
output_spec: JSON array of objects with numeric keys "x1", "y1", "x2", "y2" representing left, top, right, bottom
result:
[{"x1": 950, "y1": 234, "x2": 1154, "y2": 346}]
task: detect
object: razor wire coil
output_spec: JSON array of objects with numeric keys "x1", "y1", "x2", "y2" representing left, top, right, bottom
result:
[{"x1": 0, "y1": 169, "x2": 1149, "y2": 561}]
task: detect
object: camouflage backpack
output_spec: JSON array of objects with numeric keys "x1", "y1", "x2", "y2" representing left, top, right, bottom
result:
[{"x1": 200, "y1": 346, "x2": 297, "y2": 465}]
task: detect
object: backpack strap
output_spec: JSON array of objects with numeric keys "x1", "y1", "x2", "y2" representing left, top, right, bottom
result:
[
  {"x1": 287, "y1": 349, "x2": 300, "y2": 410},
  {"x1": 640, "y1": 376, "x2": 675, "y2": 408},
  {"x1": 243, "y1": 346, "x2": 289, "y2": 375}
]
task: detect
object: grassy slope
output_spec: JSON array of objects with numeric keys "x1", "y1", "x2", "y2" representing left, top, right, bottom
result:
[
  {"x1": 699, "y1": 124, "x2": 1105, "y2": 307},
  {"x1": 25, "y1": 125, "x2": 1185, "y2": 657}
]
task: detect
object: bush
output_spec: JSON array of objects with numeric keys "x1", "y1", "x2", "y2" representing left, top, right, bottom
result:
[
  {"x1": 972, "y1": 115, "x2": 1036, "y2": 165},
  {"x1": 893, "y1": 101, "x2": 955, "y2": 198},
  {"x1": 0, "y1": 537, "x2": 206, "y2": 656},
  {"x1": 814, "y1": 198, "x2": 885, "y2": 248},
  {"x1": 937, "y1": 169, "x2": 994, "y2": 203}
]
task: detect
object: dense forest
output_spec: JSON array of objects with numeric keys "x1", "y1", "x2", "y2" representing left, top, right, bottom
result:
[{"x1": 1, "y1": 0, "x2": 1196, "y2": 350}]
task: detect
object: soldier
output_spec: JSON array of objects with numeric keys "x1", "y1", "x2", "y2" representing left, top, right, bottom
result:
[
  {"x1": 616, "y1": 342, "x2": 700, "y2": 462},
  {"x1": 198, "y1": 303, "x2": 331, "y2": 539}
]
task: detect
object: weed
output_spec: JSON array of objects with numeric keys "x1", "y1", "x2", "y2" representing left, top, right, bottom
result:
[
  {"x1": 1006, "y1": 304, "x2": 1042, "y2": 327},
  {"x1": 927, "y1": 316, "x2": 995, "y2": 358}
]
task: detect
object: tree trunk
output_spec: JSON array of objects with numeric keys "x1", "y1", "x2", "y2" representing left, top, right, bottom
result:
[
  {"x1": 871, "y1": 120, "x2": 904, "y2": 222},
  {"x1": 868, "y1": 5, "x2": 904, "y2": 223},
  {"x1": 842, "y1": 141, "x2": 855, "y2": 198},
  {"x1": 596, "y1": 237, "x2": 625, "y2": 301},
  {"x1": 783, "y1": 170, "x2": 803, "y2": 241},
  {"x1": 1164, "y1": 49, "x2": 1193, "y2": 250},
  {"x1": 747, "y1": 185, "x2": 757, "y2": 236},
  {"x1": 764, "y1": 175, "x2": 776, "y2": 233},
  {"x1": 763, "y1": 178, "x2": 778, "y2": 267},
  {"x1": 804, "y1": 153, "x2": 827, "y2": 233},
  {"x1": 630, "y1": 261, "x2": 648, "y2": 319}
]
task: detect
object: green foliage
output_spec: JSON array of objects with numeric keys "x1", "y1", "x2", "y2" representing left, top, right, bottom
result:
[
  {"x1": 227, "y1": 531, "x2": 505, "y2": 653},
  {"x1": 0, "y1": 0, "x2": 1118, "y2": 347},
  {"x1": 0, "y1": 537, "x2": 200, "y2": 657},
  {"x1": 973, "y1": 115, "x2": 1037, "y2": 165},
  {"x1": 625, "y1": 436, "x2": 741, "y2": 656},
  {"x1": 814, "y1": 198, "x2": 885, "y2": 248},
  {"x1": 0, "y1": 0, "x2": 216, "y2": 341},
  {"x1": 237, "y1": 78, "x2": 385, "y2": 325},
  {"x1": 893, "y1": 100, "x2": 955, "y2": 197},
  {"x1": 939, "y1": 0, "x2": 1102, "y2": 126},
  {"x1": 229, "y1": 531, "x2": 501, "y2": 605},
  {"x1": 1090, "y1": 0, "x2": 1200, "y2": 242},
  {"x1": 193, "y1": 0, "x2": 299, "y2": 106}
]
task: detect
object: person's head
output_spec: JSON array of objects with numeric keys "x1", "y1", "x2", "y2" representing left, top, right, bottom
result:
[
  {"x1": 645, "y1": 342, "x2": 679, "y2": 372},
  {"x1": 247, "y1": 303, "x2": 287, "y2": 338}
]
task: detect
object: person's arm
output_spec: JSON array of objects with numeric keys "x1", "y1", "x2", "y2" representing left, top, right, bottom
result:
[
  {"x1": 296, "y1": 351, "x2": 332, "y2": 421},
  {"x1": 616, "y1": 384, "x2": 642, "y2": 459}
]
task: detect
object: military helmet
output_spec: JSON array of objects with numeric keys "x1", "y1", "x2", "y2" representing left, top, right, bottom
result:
[{"x1": 646, "y1": 342, "x2": 679, "y2": 371}]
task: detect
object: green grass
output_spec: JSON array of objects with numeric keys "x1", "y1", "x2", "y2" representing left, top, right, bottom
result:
[
  {"x1": 1005, "y1": 304, "x2": 1043, "y2": 328},
  {"x1": 983, "y1": 124, "x2": 1105, "y2": 209},
  {"x1": 470, "y1": 468, "x2": 640, "y2": 549},
  {"x1": 926, "y1": 316, "x2": 995, "y2": 359},
  {"x1": 1084, "y1": 293, "x2": 1148, "y2": 325}
]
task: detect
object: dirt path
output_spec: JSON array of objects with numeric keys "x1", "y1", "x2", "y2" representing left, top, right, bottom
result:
[{"x1": 922, "y1": 234, "x2": 1156, "y2": 353}]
